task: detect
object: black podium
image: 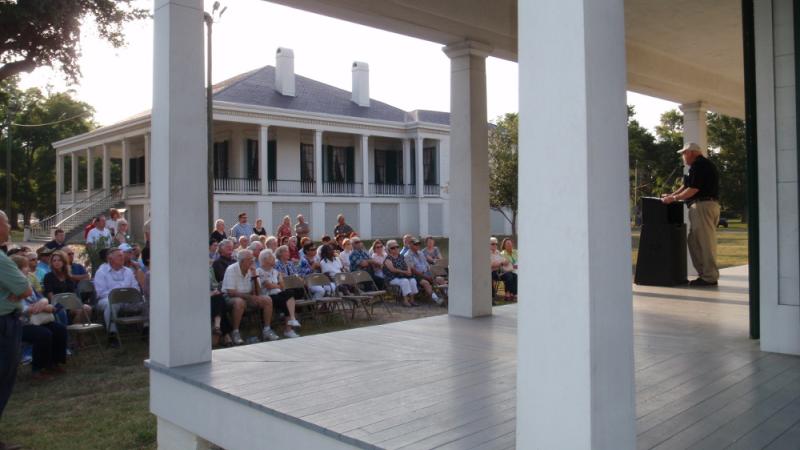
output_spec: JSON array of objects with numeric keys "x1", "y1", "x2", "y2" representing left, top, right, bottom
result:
[{"x1": 634, "y1": 197, "x2": 688, "y2": 286}]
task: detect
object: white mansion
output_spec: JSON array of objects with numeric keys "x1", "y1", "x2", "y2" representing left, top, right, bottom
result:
[{"x1": 50, "y1": 48, "x2": 511, "y2": 241}]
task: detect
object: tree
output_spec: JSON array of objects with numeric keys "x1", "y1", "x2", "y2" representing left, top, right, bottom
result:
[
  {"x1": 488, "y1": 113, "x2": 518, "y2": 236},
  {"x1": 0, "y1": 1, "x2": 149, "y2": 83},
  {"x1": 707, "y1": 113, "x2": 747, "y2": 219},
  {"x1": 0, "y1": 78, "x2": 96, "y2": 228}
]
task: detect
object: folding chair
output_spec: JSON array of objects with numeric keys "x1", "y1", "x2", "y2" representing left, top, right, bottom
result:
[
  {"x1": 351, "y1": 270, "x2": 392, "y2": 316},
  {"x1": 333, "y1": 272, "x2": 373, "y2": 320},
  {"x1": 282, "y1": 275, "x2": 317, "y2": 324},
  {"x1": 108, "y1": 288, "x2": 148, "y2": 348},
  {"x1": 305, "y1": 273, "x2": 348, "y2": 324},
  {"x1": 77, "y1": 279, "x2": 96, "y2": 306},
  {"x1": 53, "y1": 293, "x2": 105, "y2": 356}
]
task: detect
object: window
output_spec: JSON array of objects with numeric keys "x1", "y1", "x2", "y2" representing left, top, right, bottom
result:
[
  {"x1": 213, "y1": 141, "x2": 229, "y2": 179},
  {"x1": 423, "y1": 146, "x2": 438, "y2": 185},
  {"x1": 374, "y1": 149, "x2": 402, "y2": 185},
  {"x1": 300, "y1": 143, "x2": 314, "y2": 181},
  {"x1": 323, "y1": 146, "x2": 354, "y2": 183}
]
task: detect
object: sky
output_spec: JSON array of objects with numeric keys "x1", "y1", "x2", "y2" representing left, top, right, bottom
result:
[{"x1": 17, "y1": 0, "x2": 678, "y2": 131}]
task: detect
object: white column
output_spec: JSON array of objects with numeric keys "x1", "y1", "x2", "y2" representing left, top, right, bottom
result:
[
  {"x1": 402, "y1": 138, "x2": 411, "y2": 194},
  {"x1": 311, "y1": 201, "x2": 325, "y2": 238},
  {"x1": 157, "y1": 418, "x2": 212, "y2": 450},
  {"x1": 415, "y1": 135, "x2": 424, "y2": 198},
  {"x1": 259, "y1": 125, "x2": 270, "y2": 194},
  {"x1": 517, "y1": 1, "x2": 635, "y2": 449},
  {"x1": 314, "y1": 130, "x2": 323, "y2": 195},
  {"x1": 361, "y1": 135, "x2": 370, "y2": 196},
  {"x1": 442, "y1": 41, "x2": 492, "y2": 318},
  {"x1": 144, "y1": 133, "x2": 151, "y2": 198},
  {"x1": 680, "y1": 101, "x2": 708, "y2": 156},
  {"x1": 679, "y1": 101, "x2": 708, "y2": 277},
  {"x1": 358, "y1": 203, "x2": 371, "y2": 239},
  {"x1": 70, "y1": 152, "x2": 78, "y2": 202},
  {"x1": 150, "y1": 0, "x2": 210, "y2": 368},
  {"x1": 121, "y1": 138, "x2": 129, "y2": 198},
  {"x1": 257, "y1": 201, "x2": 272, "y2": 232},
  {"x1": 56, "y1": 154, "x2": 63, "y2": 207},
  {"x1": 86, "y1": 148, "x2": 94, "y2": 196},
  {"x1": 102, "y1": 144, "x2": 110, "y2": 193}
]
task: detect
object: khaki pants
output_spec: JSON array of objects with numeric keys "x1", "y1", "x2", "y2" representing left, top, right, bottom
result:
[{"x1": 687, "y1": 201, "x2": 720, "y2": 282}]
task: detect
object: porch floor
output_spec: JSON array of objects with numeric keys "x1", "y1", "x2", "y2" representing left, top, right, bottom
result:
[{"x1": 150, "y1": 266, "x2": 800, "y2": 449}]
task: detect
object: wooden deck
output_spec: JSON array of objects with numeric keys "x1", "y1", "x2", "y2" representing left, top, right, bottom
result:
[{"x1": 149, "y1": 266, "x2": 800, "y2": 449}]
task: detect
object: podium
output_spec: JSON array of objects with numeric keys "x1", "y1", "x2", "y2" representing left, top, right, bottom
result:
[{"x1": 634, "y1": 197, "x2": 688, "y2": 286}]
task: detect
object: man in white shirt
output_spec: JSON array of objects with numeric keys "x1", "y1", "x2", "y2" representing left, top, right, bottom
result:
[
  {"x1": 221, "y1": 249, "x2": 278, "y2": 344},
  {"x1": 94, "y1": 248, "x2": 144, "y2": 343},
  {"x1": 86, "y1": 215, "x2": 112, "y2": 247}
]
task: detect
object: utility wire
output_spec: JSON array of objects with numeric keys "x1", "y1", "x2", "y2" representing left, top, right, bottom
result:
[{"x1": 10, "y1": 111, "x2": 91, "y2": 128}]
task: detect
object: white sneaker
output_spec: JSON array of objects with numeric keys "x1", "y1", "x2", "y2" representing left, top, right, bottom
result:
[
  {"x1": 284, "y1": 329, "x2": 300, "y2": 338},
  {"x1": 432, "y1": 294, "x2": 443, "y2": 305},
  {"x1": 231, "y1": 330, "x2": 244, "y2": 345},
  {"x1": 287, "y1": 318, "x2": 301, "y2": 328},
  {"x1": 262, "y1": 327, "x2": 280, "y2": 341}
]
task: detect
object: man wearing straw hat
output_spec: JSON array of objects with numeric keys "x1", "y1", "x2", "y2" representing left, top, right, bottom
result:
[{"x1": 662, "y1": 142, "x2": 720, "y2": 287}]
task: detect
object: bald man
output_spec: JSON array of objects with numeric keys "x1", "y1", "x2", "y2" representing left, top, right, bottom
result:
[{"x1": 662, "y1": 142, "x2": 720, "y2": 287}]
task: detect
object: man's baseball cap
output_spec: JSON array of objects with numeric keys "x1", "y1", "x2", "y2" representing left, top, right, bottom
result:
[
  {"x1": 119, "y1": 243, "x2": 134, "y2": 252},
  {"x1": 677, "y1": 142, "x2": 702, "y2": 154},
  {"x1": 411, "y1": 237, "x2": 421, "y2": 245}
]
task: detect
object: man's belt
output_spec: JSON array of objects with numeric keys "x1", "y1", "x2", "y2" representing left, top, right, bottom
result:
[{"x1": 688, "y1": 197, "x2": 718, "y2": 205}]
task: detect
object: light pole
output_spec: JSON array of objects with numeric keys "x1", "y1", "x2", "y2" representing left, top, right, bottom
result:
[{"x1": 205, "y1": 2, "x2": 227, "y2": 228}]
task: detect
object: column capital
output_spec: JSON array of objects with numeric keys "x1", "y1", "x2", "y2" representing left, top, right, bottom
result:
[
  {"x1": 679, "y1": 101, "x2": 708, "y2": 113},
  {"x1": 442, "y1": 40, "x2": 493, "y2": 59}
]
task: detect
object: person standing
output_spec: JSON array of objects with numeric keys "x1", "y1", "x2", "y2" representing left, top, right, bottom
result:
[
  {"x1": 333, "y1": 214, "x2": 354, "y2": 239},
  {"x1": 294, "y1": 214, "x2": 310, "y2": 241},
  {"x1": 0, "y1": 210, "x2": 32, "y2": 450},
  {"x1": 44, "y1": 228, "x2": 67, "y2": 251},
  {"x1": 230, "y1": 212, "x2": 254, "y2": 240},
  {"x1": 662, "y1": 142, "x2": 720, "y2": 287}
]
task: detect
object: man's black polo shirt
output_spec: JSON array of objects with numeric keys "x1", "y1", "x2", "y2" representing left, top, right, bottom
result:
[{"x1": 683, "y1": 155, "x2": 719, "y2": 202}]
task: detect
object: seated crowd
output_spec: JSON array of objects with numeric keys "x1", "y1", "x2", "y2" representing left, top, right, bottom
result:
[{"x1": 2, "y1": 207, "x2": 519, "y2": 371}]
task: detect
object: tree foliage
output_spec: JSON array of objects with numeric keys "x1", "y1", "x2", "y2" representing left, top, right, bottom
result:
[
  {"x1": 488, "y1": 113, "x2": 519, "y2": 236},
  {"x1": 1, "y1": 78, "x2": 96, "y2": 227},
  {"x1": 0, "y1": 0, "x2": 149, "y2": 83},
  {"x1": 707, "y1": 113, "x2": 746, "y2": 217}
]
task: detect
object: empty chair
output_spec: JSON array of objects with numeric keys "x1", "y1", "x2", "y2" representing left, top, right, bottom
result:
[
  {"x1": 333, "y1": 272, "x2": 373, "y2": 320},
  {"x1": 108, "y1": 287, "x2": 148, "y2": 348},
  {"x1": 53, "y1": 292, "x2": 105, "y2": 355},
  {"x1": 351, "y1": 270, "x2": 392, "y2": 316}
]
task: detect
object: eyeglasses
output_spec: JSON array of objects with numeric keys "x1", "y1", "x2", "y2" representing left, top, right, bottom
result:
[
  {"x1": 389, "y1": 246, "x2": 398, "y2": 250},
  {"x1": 490, "y1": 243, "x2": 497, "y2": 246}
]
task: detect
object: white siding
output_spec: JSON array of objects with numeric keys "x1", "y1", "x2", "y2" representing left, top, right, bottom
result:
[{"x1": 371, "y1": 203, "x2": 399, "y2": 237}]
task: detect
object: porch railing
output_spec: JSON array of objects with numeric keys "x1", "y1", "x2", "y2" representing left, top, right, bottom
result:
[
  {"x1": 268, "y1": 179, "x2": 316, "y2": 195},
  {"x1": 423, "y1": 184, "x2": 441, "y2": 197},
  {"x1": 127, "y1": 183, "x2": 146, "y2": 197},
  {"x1": 369, "y1": 183, "x2": 416, "y2": 197},
  {"x1": 214, "y1": 177, "x2": 260, "y2": 194},
  {"x1": 323, "y1": 181, "x2": 363, "y2": 196}
]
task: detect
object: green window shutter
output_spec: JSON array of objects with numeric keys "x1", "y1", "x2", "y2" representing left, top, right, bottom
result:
[{"x1": 268, "y1": 140, "x2": 277, "y2": 181}]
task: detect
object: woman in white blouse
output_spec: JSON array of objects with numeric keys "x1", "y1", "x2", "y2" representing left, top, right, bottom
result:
[{"x1": 256, "y1": 250, "x2": 301, "y2": 338}]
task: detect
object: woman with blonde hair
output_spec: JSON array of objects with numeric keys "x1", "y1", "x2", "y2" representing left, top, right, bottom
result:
[
  {"x1": 112, "y1": 218, "x2": 130, "y2": 245},
  {"x1": 276, "y1": 215, "x2": 292, "y2": 241},
  {"x1": 210, "y1": 219, "x2": 227, "y2": 243}
]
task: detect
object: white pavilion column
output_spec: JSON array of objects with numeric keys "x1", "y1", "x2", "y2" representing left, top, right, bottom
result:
[
  {"x1": 144, "y1": 133, "x2": 151, "y2": 198},
  {"x1": 361, "y1": 134, "x2": 369, "y2": 196},
  {"x1": 121, "y1": 138, "x2": 129, "y2": 198},
  {"x1": 102, "y1": 144, "x2": 110, "y2": 193},
  {"x1": 86, "y1": 148, "x2": 94, "y2": 196},
  {"x1": 56, "y1": 154, "x2": 63, "y2": 207},
  {"x1": 149, "y1": 0, "x2": 210, "y2": 369},
  {"x1": 259, "y1": 125, "x2": 270, "y2": 194},
  {"x1": 680, "y1": 101, "x2": 708, "y2": 156},
  {"x1": 70, "y1": 151, "x2": 78, "y2": 203},
  {"x1": 442, "y1": 40, "x2": 492, "y2": 318},
  {"x1": 679, "y1": 101, "x2": 709, "y2": 277},
  {"x1": 402, "y1": 138, "x2": 411, "y2": 194},
  {"x1": 314, "y1": 130, "x2": 323, "y2": 195},
  {"x1": 415, "y1": 135, "x2": 424, "y2": 198},
  {"x1": 516, "y1": 0, "x2": 635, "y2": 449}
]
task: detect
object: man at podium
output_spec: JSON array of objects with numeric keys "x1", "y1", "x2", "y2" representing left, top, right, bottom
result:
[{"x1": 661, "y1": 142, "x2": 720, "y2": 287}]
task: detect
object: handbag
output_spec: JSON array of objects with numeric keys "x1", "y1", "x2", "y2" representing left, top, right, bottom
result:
[{"x1": 30, "y1": 312, "x2": 55, "y2": 326}]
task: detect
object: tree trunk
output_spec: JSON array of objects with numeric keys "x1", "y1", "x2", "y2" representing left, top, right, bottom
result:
[{"x1": 511, "y1": 209, "x2": 517, "y2": 238}]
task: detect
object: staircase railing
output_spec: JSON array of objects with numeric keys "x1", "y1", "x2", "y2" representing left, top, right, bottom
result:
[{"x1": 30, "y1": 188, "x2": 122, "y2": 241}]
